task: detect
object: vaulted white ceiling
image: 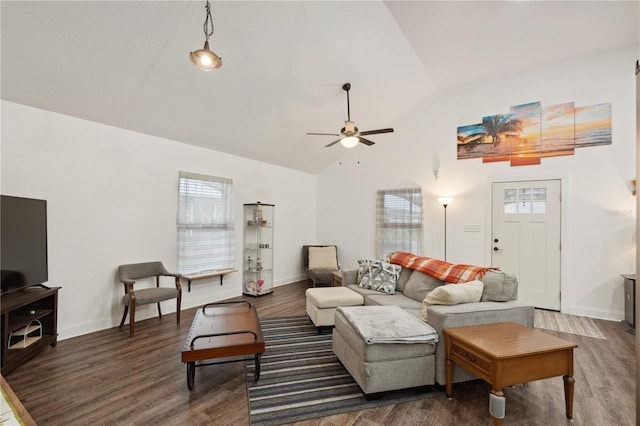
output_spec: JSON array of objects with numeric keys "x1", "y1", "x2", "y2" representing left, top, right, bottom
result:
[{"x1": 2, "y1": 1, "x2": 638, "y2": 174}]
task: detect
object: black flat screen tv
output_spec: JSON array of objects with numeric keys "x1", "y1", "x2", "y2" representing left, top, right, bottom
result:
[{"x1": 1, "y1": 195, "x2": 49, "y2": 295}]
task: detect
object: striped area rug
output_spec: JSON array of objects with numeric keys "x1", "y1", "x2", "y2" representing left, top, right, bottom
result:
[{"x1": 245, "y1": 316, "x2": 443, "y2": 426}]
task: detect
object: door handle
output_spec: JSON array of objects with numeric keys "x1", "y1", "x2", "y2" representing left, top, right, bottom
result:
[{"x1": 493, "y1": 247, "x2": 499, "y2": 251}]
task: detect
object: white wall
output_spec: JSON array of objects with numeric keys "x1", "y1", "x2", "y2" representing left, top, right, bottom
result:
[
  {"x1": 1, "y1": 102, "x2": 316, "y2": 339},
  {"x1": 1, "y1": 46, "x2": 635, "y2": 339},
  {"x1": 318, "y1": 45, "x2": 638, "y2": 321}
]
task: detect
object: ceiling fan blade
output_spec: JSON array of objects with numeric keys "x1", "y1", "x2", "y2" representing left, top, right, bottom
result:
[
  {"x1": 307, "y1": 132, "x2": 340, "y2": 136},
  {"x1": 358, "y1": 137, "x2": 376, "y2": 146},
  {"x1": 325, "y1": 139, "x2": 342, "y2": 148},
  {"x1": 359, "y1": 128, "x2": 394, "y2": 136}
]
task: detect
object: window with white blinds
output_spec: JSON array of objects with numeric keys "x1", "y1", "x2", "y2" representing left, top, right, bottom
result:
[
  {"x1": 375, "y1": 187, "x2": 423, "y2": 258},
  {"x1": 177, "y1": 171, "x2": 234, "y2": 274}
]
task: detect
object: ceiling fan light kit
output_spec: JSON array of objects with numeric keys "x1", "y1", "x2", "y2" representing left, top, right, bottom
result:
[
  {"x1": 307, "y1": 82, "x2": 394, "y2": 148},
  {"x1": 340, "y1": 136, "x2": 359, "y2": 148},
  {"x1": 190, "y1": 0, "x2": 222, "y2": 71}
]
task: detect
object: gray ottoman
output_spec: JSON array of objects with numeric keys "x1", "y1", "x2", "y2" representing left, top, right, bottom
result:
[
  {"x1": 305, "y1": 287, "x2": 364, "y2": 332},
  {"x1": 332, "y1": 306, "x2": 437, "y2": 395}
]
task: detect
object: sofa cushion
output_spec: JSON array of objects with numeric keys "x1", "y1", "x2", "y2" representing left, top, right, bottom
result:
[
  {"x1": 480, "y1": 270, "x2": 517, "y2": 301},
  {"x1": 402, "y1": 270, "x2": 442, "y2": 302},
  {"x1": 357, "y1": 259, "x2": 401, "y2": 294},
  {"x1": 122, "y1": 287, "x2": 178, "y2": 306},
  {"x1": 366, "y1": 293, "x2": 423, "y2": 311},
  {"x1": 347, "y1": 283, "x2": 382, "y2": 297},
  {"x1": 395, "y1": 267, "x2": 413, "y2": 293}
]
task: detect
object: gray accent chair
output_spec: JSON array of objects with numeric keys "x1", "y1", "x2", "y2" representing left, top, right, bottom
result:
[
  {"x1": 303, "y1": 245, "x2": 339, "y2": 287},
  {"x1": 117, "y1": 261, "x2": 182, "y2": 337}
]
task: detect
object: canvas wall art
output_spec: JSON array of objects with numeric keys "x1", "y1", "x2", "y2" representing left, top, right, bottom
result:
[
  {"x1": 541, "y1": 102, "x2": 575, "y2": 158},
  {"x1": 457, "y1": 100, "x2": 611, "y2": 166}
]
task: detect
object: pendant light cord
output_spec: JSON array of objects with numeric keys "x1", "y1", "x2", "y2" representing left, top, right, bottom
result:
[{"x1": 203, "y1": 0, "x2": 214, "y2": 42}]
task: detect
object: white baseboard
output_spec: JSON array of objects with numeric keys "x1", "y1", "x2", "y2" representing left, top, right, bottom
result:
[
  {"x1": 274, "y1": 274, "x2": 306, "y2": 287},
  {"x1": 59, "y1": 278, "x2": 307, "y2": 340},
  {"x1": 566, "y1": 305, "x2": 624, "y2": 322}
]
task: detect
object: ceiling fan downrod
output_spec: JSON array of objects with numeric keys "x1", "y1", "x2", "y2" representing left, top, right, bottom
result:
[
  {"x1": 343, "y1": 83, "x2": 351, "y2": 122},
  {"x1": 306, "y1": 81, "x2": 393, "y2": 148}
]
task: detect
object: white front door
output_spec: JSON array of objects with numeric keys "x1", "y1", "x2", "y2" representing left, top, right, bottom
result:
[{"x1": 491, "y1": 180, "x2": 561, "y2": 310}]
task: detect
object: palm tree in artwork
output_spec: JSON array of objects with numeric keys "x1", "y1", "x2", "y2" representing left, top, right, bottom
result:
[{"x1": 483, "y1": 115, "x2": 523, "y2": 143}]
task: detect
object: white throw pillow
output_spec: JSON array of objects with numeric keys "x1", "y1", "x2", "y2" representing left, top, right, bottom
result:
[
  {"x1": 420, "y1": 280, "x2": 484, "y2": 322},
  {"x1": 308, "y1": 246, "x2": 338, "y2": 270},
  {"x1": 424, "y1": 280, "x2": 484, "y2": 305}
]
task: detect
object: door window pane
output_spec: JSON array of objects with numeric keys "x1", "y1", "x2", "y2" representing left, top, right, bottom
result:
[
  {"x1": 504, "y1": 189, "x2": 517, "y2": 202},
  {"x1": 504, "y1": 187, "x2": 546, "y2": 214},
  {"x1": 532, "y1": 188, "x2": 546, "y2": 213},
  {"x1": 504, "y1": 202, "x2": 518, "y2": 214}
]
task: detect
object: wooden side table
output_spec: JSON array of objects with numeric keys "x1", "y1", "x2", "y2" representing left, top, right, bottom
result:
[
  {"x1": 444, "y1": 322, "x2": 577, "y2": 425},
  {"x1": 331, "y1": 271, "x2": 342, "y2": 287}
]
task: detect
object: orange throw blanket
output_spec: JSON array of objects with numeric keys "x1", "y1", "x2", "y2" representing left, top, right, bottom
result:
[{"x1": 389, "y1": 252, "x2": 492, "y2": 284}]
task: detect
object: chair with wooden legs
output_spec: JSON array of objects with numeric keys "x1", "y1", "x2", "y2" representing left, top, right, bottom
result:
[
  {"x1": 117, "y1": 261, "x2": 182, "y2": 337},
  {"x1": 303, "y1": 245, "x2": 339, "y2": 287}
]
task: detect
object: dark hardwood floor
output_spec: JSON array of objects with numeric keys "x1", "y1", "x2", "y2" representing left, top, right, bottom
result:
[{"x1": 4, "y1": 281, "x2": 635, "y2": 425}]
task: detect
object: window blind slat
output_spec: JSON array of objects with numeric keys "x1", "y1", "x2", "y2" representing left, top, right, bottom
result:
[
  {"x1": 375, "y1": 187, "x2": 423, "y2": 258},
  {"x1": 177, "y1": 172, "x2": 235, "y2": 274}
]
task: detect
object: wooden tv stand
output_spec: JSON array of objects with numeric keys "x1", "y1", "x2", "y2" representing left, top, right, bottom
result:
[{"x1": 1, "y1": 286, "x2": 60, "y2": 375}]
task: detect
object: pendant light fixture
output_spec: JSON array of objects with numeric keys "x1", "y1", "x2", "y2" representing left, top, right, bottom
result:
[{"x1": 189, "y1": 0, "x2": 222, "y2": 71}]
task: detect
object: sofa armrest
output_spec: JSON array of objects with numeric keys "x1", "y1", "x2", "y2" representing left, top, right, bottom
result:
[
  {"x1": 342, "y1": 269, "x2": 358, "y2": 285},
  {"x1": 425, "y1": 301, "x2": 534, "y2": 386}
]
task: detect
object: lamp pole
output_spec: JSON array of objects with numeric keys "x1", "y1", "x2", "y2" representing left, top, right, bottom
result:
[
  {"x1": 443, "y1": 203, "x2": 448, "y2": 261},
  {"x1": 437, "y1": 197, "x2": 453, "y2": 262}
]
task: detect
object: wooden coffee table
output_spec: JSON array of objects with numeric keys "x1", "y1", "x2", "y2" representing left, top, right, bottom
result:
[
  {"x1": 444, "y1": 322, "x2": 577, "y2": 425},
  {"x1": 181, "y1": 301, "x2": 264, "y2": 390}
]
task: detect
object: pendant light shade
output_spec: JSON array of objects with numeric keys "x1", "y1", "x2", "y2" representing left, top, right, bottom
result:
[
  {"x1": 189, "y1": 41, "x2": 222, "y2": 71},
  {"x1": 190, "y1": 1, "x2": 222, "y2": 71}
]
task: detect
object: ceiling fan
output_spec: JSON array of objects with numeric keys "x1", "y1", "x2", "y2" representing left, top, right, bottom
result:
[{"x1": 307, "y1": 83, "x2": 394, "y2": 148}]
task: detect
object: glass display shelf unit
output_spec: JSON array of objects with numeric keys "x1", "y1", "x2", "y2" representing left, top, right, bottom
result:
[{"x1": 243, "y1": 202, "x2": 274, "y2": 297}]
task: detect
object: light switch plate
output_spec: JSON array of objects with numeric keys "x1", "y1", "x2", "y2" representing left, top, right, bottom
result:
[{"x1": 463, "y1": 224, "x2": 481, "y2": 232}]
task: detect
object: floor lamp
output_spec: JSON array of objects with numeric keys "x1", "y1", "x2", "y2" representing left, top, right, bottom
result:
[{"x1": 437, "y1": 197, "x2": 453, "y2": 261}]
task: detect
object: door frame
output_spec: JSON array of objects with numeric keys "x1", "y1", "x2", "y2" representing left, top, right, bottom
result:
[{"x1": 485, "y1": 172, "x2": 571, "y2": 313}]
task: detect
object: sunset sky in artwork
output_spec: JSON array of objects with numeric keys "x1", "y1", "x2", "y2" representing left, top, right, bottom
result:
[
  {"x1": 511, "y1": 102, "x2": 541, "y2": 140},
  {"x1": 575, "y1": 103, "x2": 612, "y2": 132},
  {"x1": 542, "y1": 102, "x2": 575, "y2": 137}
]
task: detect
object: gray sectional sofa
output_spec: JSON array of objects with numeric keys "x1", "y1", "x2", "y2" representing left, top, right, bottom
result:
[{"x1": 337, "y1": 265, "x2": 534, "y2": 389}]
